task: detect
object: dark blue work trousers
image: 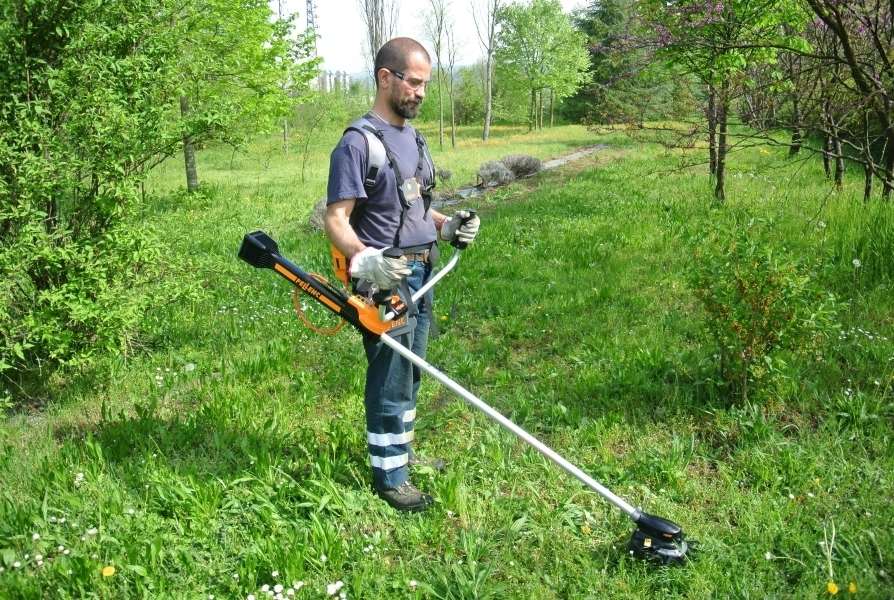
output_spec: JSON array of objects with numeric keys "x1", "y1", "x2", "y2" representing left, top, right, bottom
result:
[{"x1": 362, "y1": 259, "x2": 432, "y2": 489}]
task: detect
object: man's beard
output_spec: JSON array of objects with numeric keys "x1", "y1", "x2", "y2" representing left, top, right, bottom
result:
[{"x1": 392, "y1": 95, "x2": 421, "y2": 119}]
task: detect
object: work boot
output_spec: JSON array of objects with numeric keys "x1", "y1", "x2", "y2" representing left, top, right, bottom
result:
[{"x1": 375, "y1": 481, "x2": 433, "y2": 513}]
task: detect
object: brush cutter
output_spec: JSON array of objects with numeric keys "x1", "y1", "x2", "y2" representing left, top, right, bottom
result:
[{"x1": 237, "y1": 228, "x2": 694, "y2": 565}]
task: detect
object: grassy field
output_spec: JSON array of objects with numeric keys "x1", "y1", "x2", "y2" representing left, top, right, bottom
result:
[{"x1": 1, "y1": 122, "x2": 892, "y2": 598}]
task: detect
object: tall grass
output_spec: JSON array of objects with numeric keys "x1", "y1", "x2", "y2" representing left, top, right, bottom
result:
[{"x1": 1, "y1": 125, "x2": 892, "y2": 598}]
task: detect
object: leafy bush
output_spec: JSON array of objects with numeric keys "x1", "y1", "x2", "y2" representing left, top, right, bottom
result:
[
  {"x1": 0, "y1": 1, "x2": 204, "y2": 391},
  {"x1": 687, "y1": 217, "x2": 839, "y2": 401}
]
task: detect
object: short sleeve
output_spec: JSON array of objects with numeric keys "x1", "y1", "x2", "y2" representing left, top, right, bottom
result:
[{"x1": 326, "y1": 134, "x2": 369, "y2": 205}]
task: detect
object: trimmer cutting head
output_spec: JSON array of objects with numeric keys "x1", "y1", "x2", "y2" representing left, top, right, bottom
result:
[{"x1": 628, "y1": 512, "x2": 694, "y2": 565}]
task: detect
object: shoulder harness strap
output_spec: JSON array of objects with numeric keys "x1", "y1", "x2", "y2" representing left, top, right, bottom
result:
[{"x1": 344, "y1": 117, "x2": 387, "y2": 190}]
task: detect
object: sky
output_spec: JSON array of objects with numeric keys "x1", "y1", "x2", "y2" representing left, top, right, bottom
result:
[{"x1": 278, "y1": 0, "x2": 587, "y2": 77}]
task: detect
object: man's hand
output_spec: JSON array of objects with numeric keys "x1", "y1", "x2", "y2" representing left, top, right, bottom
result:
[
  {"x1": 349, "y1": 247, "x2": 410, "y2": 289},
  {"x1": 439, "y1": 210, "x2": 481, "y2": 244}
]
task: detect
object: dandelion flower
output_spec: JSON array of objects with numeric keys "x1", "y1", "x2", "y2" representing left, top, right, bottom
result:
[
  {"x1": 261, "y1": 584, "x2": 270, "y2": 592},
  {"x1": 292, "y1": 581, "x2": 304, "y2": 589},
  {"x1": 13, "y1": 561, "x2": 21, "y2": 569},
  {"x1": 764, "y1": 551, "x2": 773, "y2": 560},
  {"x1": 37, "y1": 560, "x2": 44, "y2": 567},
  {"x1": 848, "y1": 582, "x2": 857, "y2": 594},
  {"x1": 86, "y1": 527, "x2": 98, "y2": 536},
  {"x1": 63, "y1": 549, "x2": 70, "y2": 555},
  {"x1": 827, "y1": 581, "x2": 839, "y2": 595},
  {"x1": 286, "y1": 590, "x2": 295, "y2": 597},
  {"x1": 409, "y1": 580, "x2": 418, "y2": 589},
  {"x1": 339, "y1": 592, "x2": 347, "y2": 600},
  {"x1": 326, "y1": 580, "x2": 344, "y2": 595},
  {"x1": 852, "y1": 259, "x2": 862, "y2": 268},
  {"x1": 247, "y1": 595, "x2": 256, "y2": 600},
  {"x1": 102, "y1": 565, "x2": 116, "y2": 577},
  {"x1": 32, "y1": 533, "x2": 40, "y2": 541},
  {"x1": 272, "y1": 571, "x2": 279, "y2": 579},
  {"x1": 274, "y1": 584, "x2": 283, "y2": 593},
  {"x1": 320, "y1": 553, "x2": 327, "y2": 563},
  {"x1": 35, "y1": 554, "x2": 43, "y2": 561}
]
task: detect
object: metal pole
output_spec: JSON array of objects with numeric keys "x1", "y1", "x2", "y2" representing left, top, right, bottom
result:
[
  {"x1": 383, "y1": 251, "x2": 461, "y2": 322},
  {"x1": 378, "y1": 332, "x2": 640, "y2": 518}
]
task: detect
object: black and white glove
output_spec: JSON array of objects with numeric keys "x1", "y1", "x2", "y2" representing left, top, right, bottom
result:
[
  {"x1": 439, "y1": 210, "x2": 480, "y2": 245},
  {"x1": 349, "y1": 247, "x2": 410, "y2": 289}
]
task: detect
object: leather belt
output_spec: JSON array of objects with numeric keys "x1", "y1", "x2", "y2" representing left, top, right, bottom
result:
[
  {"x1": 402, "y1": 249, "x2": 431, "y2": 262},
  {"x1": 401, "y1": 243, "x2": 433, "y2": 263}
]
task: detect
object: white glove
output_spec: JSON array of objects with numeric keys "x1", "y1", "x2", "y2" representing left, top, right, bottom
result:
[
  {"x1": 440, "y1": 210, "x2": 481, "y2": 244},
  {"x1": 349, "y1": 247, "x2": 410, "y2": 289}
]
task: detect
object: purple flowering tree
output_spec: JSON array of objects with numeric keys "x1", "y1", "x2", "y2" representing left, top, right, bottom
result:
[
  {"x1": 803, "y1": 0, "x2": 894, "y2": 199},
  {"x1": 638, "y1": 0, "x2": 809, "y2": 201}
]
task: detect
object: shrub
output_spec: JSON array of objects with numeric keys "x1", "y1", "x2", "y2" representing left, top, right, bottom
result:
[
  {"x1": 500, "y1": 155, "x2": 543, "y2": 178},
  {"x1": 477, "y1": 161, "x2": 515, "y2": 188},
  {"x1": 687, "y1": 217, "x2": 839, "y2": 402}
]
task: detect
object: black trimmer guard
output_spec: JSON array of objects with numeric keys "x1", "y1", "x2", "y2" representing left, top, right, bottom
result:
[{"x1": 628, "y1": 512, "x2": 695, "y2": 565}]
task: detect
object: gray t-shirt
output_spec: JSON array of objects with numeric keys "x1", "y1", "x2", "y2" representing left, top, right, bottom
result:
[{"x1": 326, "y1": 115, "x2": 436, "y2": 249}]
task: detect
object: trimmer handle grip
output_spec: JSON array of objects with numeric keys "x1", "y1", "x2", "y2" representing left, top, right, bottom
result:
[
  {"x1": 451, "y1": 209, "x2": 477, "y2": 250},
  {"x1": 371, "y1": 246, "x2": 406, "y2": 305}
]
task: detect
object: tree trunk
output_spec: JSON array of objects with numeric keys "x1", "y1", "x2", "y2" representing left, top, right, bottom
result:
[
  {"x1": 180, "y1": 95, "x2": 199, "y2": 193},
  {"x1": 788, "y1": 96, "x2": 802, "y2": 157},
  {"x1": 449, "y1": 82, "x2": 456, "y2": 149},
  {"x1": 823, "y1": 135, "x2": 832, "y2": 179},
  {"x1": 714, "y1": 89, "x2": 728, "y2": 202},
  {"x1": 529, "y1": 88, "x2": 535, "y2": 132},
  {"x1": 549, "y1": 88, "x2": 554, "y2": 127},
  {"x1": 483, "y1": 55, "x2": 493, "y2": 142},
  {"x1": 437, "y1": 68, "x2": 444, "y2": 150},
  {"x1": 707, "y1": 85, "x2": 717, "y2": 176},
  {"x1": 538, "y1": 89, "x2": 543, "y2": 130},
  {"x1": 864, "y1": 161, "x2": 874, "y2": 202},
  {"x1": 884, "y1": 130, "x2": 894, "y2": 200},
  {"x1": 833, "y1": 136, "x2": 844, "y2": 189}
]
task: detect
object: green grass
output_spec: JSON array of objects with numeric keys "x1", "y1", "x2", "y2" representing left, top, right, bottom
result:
[{"x1": 1, "y1": 123, "x2": 893, "y2": 598}]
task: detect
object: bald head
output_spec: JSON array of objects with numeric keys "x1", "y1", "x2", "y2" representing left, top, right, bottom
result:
[{"x1": 374, "y1": 37, "x2": 431, "y2": 88}]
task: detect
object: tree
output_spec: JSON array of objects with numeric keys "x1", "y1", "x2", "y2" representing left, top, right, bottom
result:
[
  {"x1": 424, "y1": 0, "x2": 449, "y2": 149},
  {"x1": 638, "y1": 0, "x2": 809, "y2": 200},
  {"x1": 471, "y1": 0, "x2": 504, "y2": 141},
  {"x1": 564, "y1": 0, "x2": 690, "y2": 126},
  {"x1": 358, "y1": 0, "x2": 398, "y2": 74},
  {"x1": 495, "y1": 0, "x2": 590, "y2": 131},
  {"x1": 804, "y1": 0, "x2": 894, "y2": 199},
  {"x1": 446, "y1": 20, "x2": 459, "y2": 148},
  {"x1": 172, "y1": 0, "x2": 316, "y2": 192},
  {"x1": 0, "y1": 0, "x2": 317, "y2": 384}
]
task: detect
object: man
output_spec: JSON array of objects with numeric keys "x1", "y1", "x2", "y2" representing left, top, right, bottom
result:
[{"x1": 324, "y1": 37, "x2": 480, "y2": 512}]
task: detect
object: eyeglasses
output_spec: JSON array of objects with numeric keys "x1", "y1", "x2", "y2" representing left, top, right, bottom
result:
[{"x1": 387, "y1": 69, "x2": 429, "y2": 91}]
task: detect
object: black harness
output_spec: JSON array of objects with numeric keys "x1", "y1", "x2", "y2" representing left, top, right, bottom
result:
[{"x1": 344, "y1": 116, "x2": 436, "y2": 249}]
